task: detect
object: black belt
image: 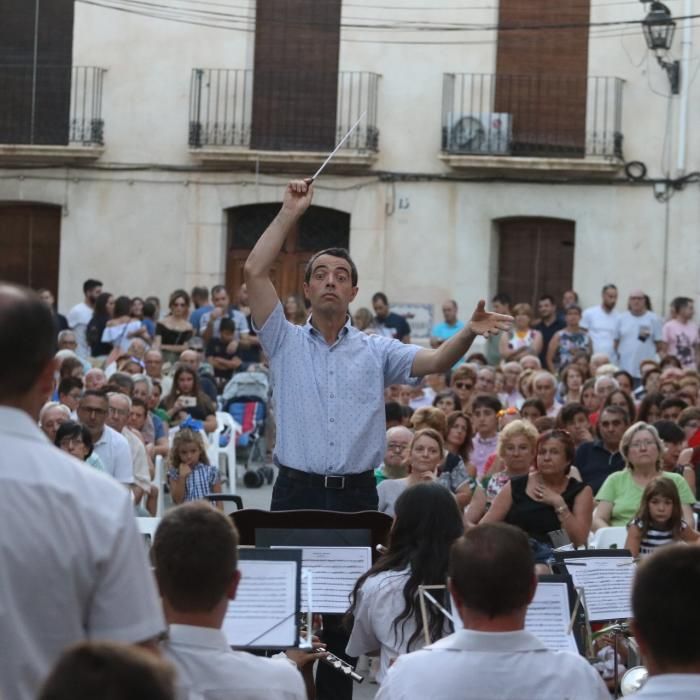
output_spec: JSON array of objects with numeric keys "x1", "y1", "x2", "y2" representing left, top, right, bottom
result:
[{"x1": 277, "y1": 465, "x2": 375, "y2": 490}]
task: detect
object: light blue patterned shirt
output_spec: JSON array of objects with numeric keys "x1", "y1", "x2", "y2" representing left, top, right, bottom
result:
[{"x1": 257, "y1": 303, "x2": 421, "y2": 475}]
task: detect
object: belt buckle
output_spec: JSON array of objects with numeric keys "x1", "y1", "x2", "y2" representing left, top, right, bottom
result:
[{"x1": 324, "y1": 475, "x2": 346, "y2": 490}]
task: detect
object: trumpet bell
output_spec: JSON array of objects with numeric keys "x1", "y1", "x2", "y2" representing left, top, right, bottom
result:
[{"x1": 620, "y1": 666, "x2": 648, "y2": 695}]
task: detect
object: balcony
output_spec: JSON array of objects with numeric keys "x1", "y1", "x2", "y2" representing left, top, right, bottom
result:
[
  {"x1": 440, "y1": 73, "x2": 624, "y2": 178},
  {"x1": 188, "y1": 69, "x2": 380, "y2": 173},
  {"x1": 0, "y1": 66, "x2": 106, "y2": 164}
]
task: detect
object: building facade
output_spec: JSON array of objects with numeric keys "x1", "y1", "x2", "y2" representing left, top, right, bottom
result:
[{"x1": 1, "y1": 0, "x2": 698, "y2": 338}]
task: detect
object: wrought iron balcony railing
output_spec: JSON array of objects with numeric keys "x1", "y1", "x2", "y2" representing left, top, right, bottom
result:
[
  {"x1": 0, "y1": 65, "x2": 105, "y2": 146},
  {"x1": 189, "y1": 69, "x2": 380, "y2": 152},
  {"x1": 441, "y1": 73, "x2": 623, "y2": 160}
]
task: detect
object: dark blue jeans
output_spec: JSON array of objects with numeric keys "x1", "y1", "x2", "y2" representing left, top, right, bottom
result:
[{"x1": 270, "y1": 468, "x2": 377, "y2": 699}]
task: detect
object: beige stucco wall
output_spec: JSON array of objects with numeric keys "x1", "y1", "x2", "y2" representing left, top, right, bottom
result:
[{"x1": 1, "y1": 0, "x2": 698, "y2": 323}]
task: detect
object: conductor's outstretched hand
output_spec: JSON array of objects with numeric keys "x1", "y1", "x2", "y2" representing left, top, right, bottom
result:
[
  {"x1": 282, "y1": 179, "x2": 314, "y2": 218},
  {"x1": 468, "y1": 300, "x2": 513, "y2": 338}
]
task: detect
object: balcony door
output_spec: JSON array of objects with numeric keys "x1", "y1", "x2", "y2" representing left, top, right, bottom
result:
[
  {"x1": 0, "y1": 204, "x2": 62, "y2": 297},
  {"x1": 251, "y1": 0, "x2": 342, "y2": 151},
  {"x1": 226, "y1": 203, "x2": 350, "y2": 302},
  {"x1": 494, "y1": 0, "x2": 590, "y2": 156},
  {"x1": 497, "y1": 218, "x2": 575, "y2": 308}
]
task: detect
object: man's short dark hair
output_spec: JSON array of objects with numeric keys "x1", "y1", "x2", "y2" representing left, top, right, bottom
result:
[
  {"x1": 131, "y1": 397, "x2": 148, "y2": 412},
  {"x1": 385, "y1": 401, "x2": 402, "y2": 424},
  {"x1": 82, "y1": 279, "x2": 102, "y2": 295},
  {"x1": 191, "y1": 286, "x2": 209, "y2": 300},
  {"x1": 633, "y1": 546, "x2": 700, "y2": 668},
  {"x1": 304, "y1": 248, "x2": 358, "y2": 287},
  {"x1": 671, "y1": 296, "x2": 693, "y2": 314},
  {"x1": 81, "y1": 389, "x2": 108, "y2": 403},
  {"x1": 449, "y1": 524, "x2": 534, "y2": 618},
  {"x1": 219, "y1": 317, "x2": 236, "y2": 333},
  {"x1": 211, "y1": 284, "x2": 228, "y2": 297},
  {"x1": 0, "y1": 285, "x2": 57, "y2": 398},
  {"x1": 371, "y1": 291, "x2": 388, "y2": 306},
  {"x1": 55, "y1": 420, "x2": 94, "y2": 457},
  {"x1": 491, "y1": 292, "x2": 512, "y2": 306},
  {"x1": 558, "y1": 402, "x2": 588, "y2": 426},
  {"x1": 653, "y1": 420, "x2": 685, "y2": 444},
  {"x1": 660, "y1": 396, "x2": 689, "y2": 413},
  {"x1": 471, "y1": 394, "x2": 502, "y2": 414},
  {"x1": 602, "y1": 284, "x2": 617, "y2": 294},
  {"x1": 142, "y1": 301, "x2": 156, "y2": 319},
  {"x1": 679, "y1": 407, "x2": 700, "y2": 429},
  {"x1": 58, "y1": 376, "x2": 83, "y2": 397},
  {"x1": 538, "y1": 294, "x2": 556, "y2": 305},
  {"x1": 38, "y1": 641, "x2": 175, "y2": 700},
  {"x1": 153, "y1": 503, "x2": 239, "y2": 612}
]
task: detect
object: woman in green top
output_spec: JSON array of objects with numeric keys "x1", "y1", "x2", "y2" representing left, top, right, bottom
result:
[{"x1": 592, "y1": 422, "x2": 696, "y2": 530}]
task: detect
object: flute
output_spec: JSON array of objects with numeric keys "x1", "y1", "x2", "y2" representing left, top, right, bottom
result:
[{"x1": 316, "y1": 651, "x2": 364, "y2": 683}]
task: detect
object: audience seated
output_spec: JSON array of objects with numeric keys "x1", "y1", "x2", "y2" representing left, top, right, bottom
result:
[
  {"x1": 375, "y1": 426, "x2": 412, "y2": 484},
  {"x1": 161, "y1": 365, "x2": 217, "y2": 433}
]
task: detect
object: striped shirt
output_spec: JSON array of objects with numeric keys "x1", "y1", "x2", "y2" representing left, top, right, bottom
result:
[
  {"x1": 168, "y1": 463, "x2": 220, "y2": 501},
  {"x1": 632, "y1": 517, "x2": 687, "y2": 556}
]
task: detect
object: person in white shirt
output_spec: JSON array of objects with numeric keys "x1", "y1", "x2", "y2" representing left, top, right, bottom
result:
[
  {"x1": 377, "y1": 523, "x2": 609, "y2": 700},
  {"x1": 78, "y1": 390, "x2": 135, "y2": 485},
  {"x1": 631, "y1": 545, "x2": 700, "y2": 699},
  {"x1": 155, "y1": 503, "x2": 320, "y2": 700},
  {"x1": 582, "y1": 284, "x2": 621, "y2": 361},
  {"x1": 347, "y1": 482, "x2": 464, "y2": 683},
  {"x1": 66, "y1": 278, "x2": 102, "y2": 358},
  {"x1": 0, "y1": 283, "x2": 165, "y2": 700},
  {"x1": 615, "y1": 290, "x2": 664, "y2": 381}
]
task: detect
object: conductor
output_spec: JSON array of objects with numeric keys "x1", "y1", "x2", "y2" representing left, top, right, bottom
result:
[{"x1": 245, "y1": 179, "x2": 512, "y2": 513}]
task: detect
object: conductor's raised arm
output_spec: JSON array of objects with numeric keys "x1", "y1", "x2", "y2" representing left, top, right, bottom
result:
[{"x1": 244, "y1": 180, "x2": 314, "y2": 329}]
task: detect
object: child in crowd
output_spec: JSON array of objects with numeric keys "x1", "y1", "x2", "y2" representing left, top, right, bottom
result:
[
  {"x1": 167, "y1": 429, "x2": 221, "y2": 507},
  {"x1": 625, "y1": 477, "x2": 699, "y2": 557},
  {"x1": 206, "y1": 317, "x2": 242, "y2": 390},
  {"x1": 470, "y1": 395, "x2": 502, "y2": 478}
]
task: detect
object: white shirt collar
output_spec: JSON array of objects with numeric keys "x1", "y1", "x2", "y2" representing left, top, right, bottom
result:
[
  {"x1": 639, "y1": 673, "x2": 700, "y2": 695},
  {"x1": 0, "y1": 406, "x2": 49, "y2": 443},
  {"x1": 167, "y1": 624, "x2": 231, "y2": 652},
  {"x1": 429, "y1": 629, "x2": 547, "y2": 653}
]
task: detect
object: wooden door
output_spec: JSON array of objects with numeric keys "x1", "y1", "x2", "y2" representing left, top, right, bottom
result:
[
  {"x1": 497, "y1": 218, "x2": 575, "y2": 308},
  {"x1": 494, "y1": 0, "x2": 590, "y2": 156},
  {"x1": 226, "y1": 203, "x2": 350, "y2": 301},
  {"x1": 0, "y1": 204, "x2": 61, "y2": 296},
  {"x1": 251, "y1": 0, "x2": 341, "y2": 151}
]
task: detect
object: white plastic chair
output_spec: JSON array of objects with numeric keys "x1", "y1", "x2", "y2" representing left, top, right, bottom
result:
[
  {"x1": 153, "y1": 455, "x2": 165, "y2": 517},
  {"x1": 213, "y1": 411, "x2": 240, "y2": 492},
  {"x1": 590, "y1": 526, "x2": 628, "y2": 550},
  {"x1": 136, "y1": 516, "x2": 161, "y2": 539}
]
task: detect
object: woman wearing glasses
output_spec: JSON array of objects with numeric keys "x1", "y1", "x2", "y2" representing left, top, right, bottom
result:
[
  {"x1": 482, "y1": 429, "x2": 593, "y2": 561},
  {"x1": 592, "y1": 422, "x2": 695, "y2": 531}
]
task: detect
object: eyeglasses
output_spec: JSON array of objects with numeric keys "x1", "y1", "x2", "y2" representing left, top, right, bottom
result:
[
  {"x1": 629, "y1": 440, "x2": 656, "y2": 449},
  {"x1": 108, "y1": 407, "x2": 129, "y2": 417},
  {"x1": 455, "y1": 382, "x2": 474, "y2": 390},
  {"x1": 387, "y1": 443, "x2": 408, "y2": 452},
  {"x1": 79, "y1": 406, "x2": 106, "y2": 416}
]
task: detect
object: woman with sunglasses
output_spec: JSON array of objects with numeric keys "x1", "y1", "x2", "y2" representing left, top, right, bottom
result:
[{"x1": 156, "y1": 290, "x2": 194, "y2": 364}]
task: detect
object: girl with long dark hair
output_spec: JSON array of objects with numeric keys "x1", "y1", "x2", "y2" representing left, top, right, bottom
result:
[{"x1": 345, "y1": 482, "x2": 464, "y2": 684}]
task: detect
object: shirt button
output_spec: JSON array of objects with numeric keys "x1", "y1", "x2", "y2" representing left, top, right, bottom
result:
[
  {"x1": 330, "y1": 393, "x2": 335, "y2": 398},
  {"x1": 330, "y1": 418, "x2": 335, "y2": 423},
  {"x1": 330, "y1": 442, "x2": 335, "y2": 446},
  {"x1": 329, "y1": 370, "x2": 334, "y2": 375}
]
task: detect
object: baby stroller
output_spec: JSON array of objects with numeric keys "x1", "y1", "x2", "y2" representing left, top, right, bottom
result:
[{"x1": 221, "y1": 371, "x2": 272, "y2": 488}]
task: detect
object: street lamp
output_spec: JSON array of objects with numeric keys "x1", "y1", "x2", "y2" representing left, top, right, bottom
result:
[{"x1": 641, "y1": 2, "x2": 680, "y2": 94}]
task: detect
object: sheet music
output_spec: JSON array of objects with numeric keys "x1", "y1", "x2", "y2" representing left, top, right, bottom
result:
[
  {"x1": 223, "y1": 558, "x2": 298, "y2": 647},
  {"x1": 273, "y1": 546, "x2": 372, "y2": 613},
  {"x1": 562, "y1": 555, "x2": 635, "y2": 621},
  {"x1": 525, "y1": 582, "x2": 579, "y2": 653}
]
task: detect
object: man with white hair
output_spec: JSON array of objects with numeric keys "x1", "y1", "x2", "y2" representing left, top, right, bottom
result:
[
  {"x1": 144, "y1": 349, "x2": 172, "y2": 396},
  {"x1": 84, "y1": 368, "x2": 107, "y2": 391},
  {"x1": 614, "y1": 290, "x2": 663, "y2": 384},
  {"x1": 499, "y1": 362, "x2": 523, "y2": 408},
  {"x1": 375, "y1": 426, "x2": 413, "y2": 484},
  {"x1": 532, "y1": 371, "x2": 562, "y2": 418},
  {"x1": 106, "y1": 392, "x2": 157, "y2": 515},
  {"x1": 589, "y1": 353, "x2": 610, "y2": 376}
]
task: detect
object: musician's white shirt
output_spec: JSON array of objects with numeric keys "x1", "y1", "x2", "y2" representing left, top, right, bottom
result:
[
  {"x1": 347, "y1": 569, "x2": 434, "y2": 683},
  {"x1": 162, "y1": 624, "x2": 306, "y2": 700},
  {"x1": 376, "y1": 628, "x2": 609, "y2": 700},
  {"x1": 634, "y1": 674, "x2": 700, "y2": 699}
]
